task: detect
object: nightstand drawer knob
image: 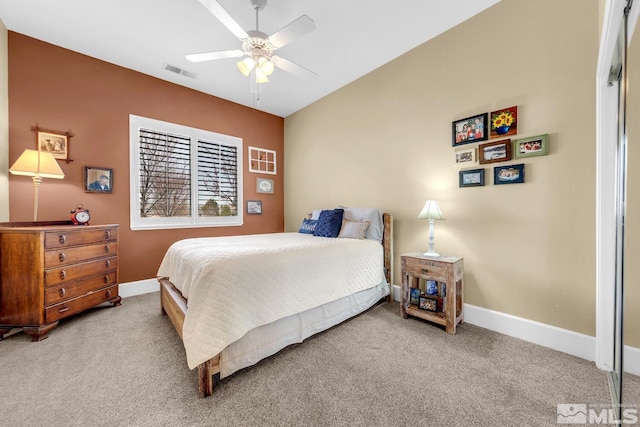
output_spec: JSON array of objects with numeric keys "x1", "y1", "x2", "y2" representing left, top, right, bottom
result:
[
  {"x1": 58, "y1": 306, "x2": 69, "y2": 314},
  {"x1": 58, "y1": 234, "x2": 66, "y2": 244},
  {"x1": 105, "y1": 260, "x2": 111, "y2": 269},
  {"x1": 422, "y1": 269, "x2": 429, "y2": 274},
  {"x1": 106, "y1": 289, "x2": 112, "y2": 298},
  {"x1": 105, "y1": 230, "x2": 111, "y2": 240},
  {"x1": 58, "y1": 252, "x2": 66, "y2": 262},
  {"x1": 104, "y1": 275, "x2": 110, "y2": 283},
  {"x1": 59, "y1": 270, "x2": 66, "y2": 280},
  {"x1": 104, "y1": 245, "x2": 110, "y2": 253},
  {"x1": 59, "y1": 288, "x2": 66, "y2": 297}
]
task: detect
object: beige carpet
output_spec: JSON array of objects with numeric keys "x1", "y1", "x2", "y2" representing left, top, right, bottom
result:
[{"x1": 0, "y1": 292, "x2": 638, "y2": 426}]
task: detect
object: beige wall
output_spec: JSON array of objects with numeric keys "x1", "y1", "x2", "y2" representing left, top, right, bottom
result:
[
  {"x1": 285, "y1": 0, "x2": 604, "y2": 337},
  {"x1": 0, "y1": 19, "x2": 7, "y2": 221},
  {"x1": 625, "y1": 23, "x2": 639, "y2": 346}
]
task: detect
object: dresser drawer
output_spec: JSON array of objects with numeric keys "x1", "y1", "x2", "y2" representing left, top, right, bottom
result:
[
  {"x1": 44, "y1": 257, "x2": 117, "y2": 287},
  {"x1": 404, "y1": 260, "x2": 448, "y2": 281},
  {"x1": 45, "y1": 272, "x2": 117, "y2": 306},
  {"x1": 44, "y1": 242, "x2": 117, "y2": 268},
  {"x1": 45, "y1": 285, "x2": 118, "y2": 323},
  {"x1": 44, "y1": 227, "x2": 117, "y2": 249}
]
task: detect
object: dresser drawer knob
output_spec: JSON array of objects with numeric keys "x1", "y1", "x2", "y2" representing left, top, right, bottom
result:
[
  {"x1": 106, "y1": 289, "x2": 112, "y2": 297},
  {"x1": 59, "y1": 288, "x2": 66, "y2": 297},
  {"x1": 105, "y1": 230, "x2": 111, "y2": 240},
  {"x1": 105, "y1": 259, "x2": 111, "y2": 269},
  {"x1": 58, "y1": 306, "x2": 69, "y2": 313},
  {"x1": 104, "y1": 245, "x2": 110, "y2": 253},
  {"x1": 58, "y1": 252, "x2": 66, "y2": 262},
  {"x1": 59, "y1": 270, "x2": 66, "y2": 280},
  {"x1": 103, "y1": 275, "x2": 110, "y2": 283},
  {"x1": 422, "y1": 269, "x2": 429, "y2": 274},
  {"x1": 58, "y1": 234, "x2": 66, "y2": 244}
]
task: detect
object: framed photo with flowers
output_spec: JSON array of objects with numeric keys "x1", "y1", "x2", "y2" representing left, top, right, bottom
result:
[
  {"x1": 513, "y1": 134, "x2": 549, "y2": 158},
  {"x1": 478, "y1": 139, "x2": 512, "y2": 164},
  {"x1": 452, "y1": 113, "x2": 488, "y2": 146},
  {"x1": 490, "y1": 106, "x2": 518, "y2": 138}
]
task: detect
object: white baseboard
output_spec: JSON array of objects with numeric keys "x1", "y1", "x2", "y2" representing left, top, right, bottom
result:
[
  {"x1": 625, "y1": 345, "x2": 640, "y2": 377},
  {"x1": 391, "y1": 284, "x2": 640, "y2": 376},
  {"x1": 119, "y1": 278, "x2": 159, "y2": 298}
]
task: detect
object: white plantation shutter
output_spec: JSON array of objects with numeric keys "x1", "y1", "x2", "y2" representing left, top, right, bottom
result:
[{"x1": 130, "y1": 115, "x2": 243, "y2": 230}]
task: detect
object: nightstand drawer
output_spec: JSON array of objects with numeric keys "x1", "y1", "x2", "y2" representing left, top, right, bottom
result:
[
  {"x1": 44, "y1": 242, "x2": 117, "y2": 268},
  {"x1": 45, "y1": 285, "x2": 118, "y2": 323},
  {"x1": 44, "y1": 256, "x2": 117, "y2": 287},
  {"x1": 403, "y1": 261, "x2": 447, "y2": 281},
  {"x1": 45, "y1": 273, "x2": 117, "y2": 305}
]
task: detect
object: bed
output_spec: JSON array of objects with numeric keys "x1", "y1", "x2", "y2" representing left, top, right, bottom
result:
[{"x1": 158, "y1": 208, "x2": 393, "y2": 397}]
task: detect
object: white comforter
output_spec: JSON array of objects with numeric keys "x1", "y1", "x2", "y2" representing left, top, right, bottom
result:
[{"x1": 157, "y1": 232, "x2": 384, "y2": 369}]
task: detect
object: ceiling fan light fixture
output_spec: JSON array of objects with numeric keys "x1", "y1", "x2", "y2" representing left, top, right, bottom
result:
[
  {"x1": 237, "y1": 57, "x2": 255, "y2": 76},
  {"x1": 255, "y1": 67, "x2": 269, "y2": 83},
  {"x1": 258, "y1": 57, "x2": 274, "y2": 76}
]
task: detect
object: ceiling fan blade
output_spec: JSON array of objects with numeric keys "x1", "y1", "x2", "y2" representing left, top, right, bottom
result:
[
  {"x1": 186, "y1": 49, "x2": 245, "y2": 62},
  {"x1": 273, "y1": 56, "x2": 318, "y2": 79},
  {"x1": 268, "y1": 15, "x2": 316, "y2": 49},
  {"x1": 197, "y1": 0, "x2": 249, "y2": 40}
]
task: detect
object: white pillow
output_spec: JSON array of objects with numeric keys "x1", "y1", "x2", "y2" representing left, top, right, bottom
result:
[
  {"x1": 341, "y1": 207, "x2": 384, "y2": 243},
  {"x1": 338, "y1": 220, "x2": 370, "y2": 239},
  {"x1": 311, "y1": 207, "x2": 384, "y2": 242}
]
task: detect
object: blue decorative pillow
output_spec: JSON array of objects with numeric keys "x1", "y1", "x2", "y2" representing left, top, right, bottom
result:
[
  {"x1": 298, "y1": 218, "x2": 318, "y2": 234},
  {"x1": 313, "y1": 209, "x2": 344, "y2": 238}
]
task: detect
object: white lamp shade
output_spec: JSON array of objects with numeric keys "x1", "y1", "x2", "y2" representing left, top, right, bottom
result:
[
  {"x1": 417, "y1": 200, "x2": 443, "y2": 220},
  {"x1": 9, "y1": 149, "x2": 65, "y2": 179}
]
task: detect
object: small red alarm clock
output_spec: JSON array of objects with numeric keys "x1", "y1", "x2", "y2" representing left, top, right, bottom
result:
[{"x1": 70, "y1": 203, "x2": 90, "y2": 225}]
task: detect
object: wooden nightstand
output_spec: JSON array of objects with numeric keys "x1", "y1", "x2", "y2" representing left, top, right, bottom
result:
[{"x1": 400, "y1": 253, "x2": 464, "y2": 334}]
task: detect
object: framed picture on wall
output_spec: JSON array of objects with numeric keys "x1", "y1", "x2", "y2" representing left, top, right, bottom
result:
[
  {"x1": 256, "y1": 178, "x2": 274, "y2": 194},
  {"x1": 494, "y1": 164, "x2": 525, "y2": 185},
  {"x1": 478, "y1": 139, "x2": 511, "y2": 164},
  {"x1": 459, "y1": 168, "x2": 485, "y2": 187},
  {"x1": 452, "y1": 113, "x2": 488, "y2": 146},
  {"x1": 246, "y1": 200, "x2": 262, "y2": 215},
  {"x1": 38, "y1": 131, "x2": 68, "y2": 160},
  {"x1": 513, "y1": 134, "x2": 549, "y2": 158},
  {"x1": 454, "y1": 147, "x2": 477, "y2": 166},
  {"x1": 490, "y1": 106, "x2": 518, "y2": 138},
  {"x1": 84, "y1": 166, "x2": 113, "y2": 193}
]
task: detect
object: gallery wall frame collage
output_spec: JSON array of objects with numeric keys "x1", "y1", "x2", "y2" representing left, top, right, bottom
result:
[
  {"x1": 452, "y1": 106, "x2": 549, "y2": 188},
  {"x1": 247, "y1": 146, "x2": 278, "y2": 216}
]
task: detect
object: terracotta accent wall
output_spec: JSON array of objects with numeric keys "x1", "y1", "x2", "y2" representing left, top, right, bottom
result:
[
  {"x1": 8, "y1": 32, "x2": 284, "y2": 283},
  {"x1": 0, "y1": 19, "x2": 7, "y2": 221}
]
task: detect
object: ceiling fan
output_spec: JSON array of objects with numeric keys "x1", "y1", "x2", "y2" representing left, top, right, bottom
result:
[{"x1": 186, "y1": 0, "x2": 318, "y2": 84}]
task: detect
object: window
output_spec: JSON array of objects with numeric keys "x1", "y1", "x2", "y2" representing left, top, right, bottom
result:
[{"x1": 129, "y1": 115, "x2": 243, "y2": 230}]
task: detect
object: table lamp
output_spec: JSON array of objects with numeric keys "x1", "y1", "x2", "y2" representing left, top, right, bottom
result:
[
  {"x1": 417, "y1": 200, "x2": 444, "y2": 257},
  {"x1": 9, "y1": 149, "x2": 65, "y2": 221}
]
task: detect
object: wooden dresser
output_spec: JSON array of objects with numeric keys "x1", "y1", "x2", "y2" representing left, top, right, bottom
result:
[{"x1": 0, "y1": 221, "x2": 121, "y2": 341}]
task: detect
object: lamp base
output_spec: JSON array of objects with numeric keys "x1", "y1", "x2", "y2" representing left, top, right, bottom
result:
[{"x1": 422, "y1": 251, "x2": 441, "y2": 258}]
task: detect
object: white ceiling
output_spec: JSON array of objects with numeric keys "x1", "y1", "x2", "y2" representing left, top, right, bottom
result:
[{"x1": 0, "y1": 0, "x2": 500, "y2": 118}]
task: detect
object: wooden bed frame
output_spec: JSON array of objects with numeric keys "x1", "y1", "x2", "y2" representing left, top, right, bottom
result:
[{"x1": 159, "y1": 213, "x2": 393, "y2": 397}]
